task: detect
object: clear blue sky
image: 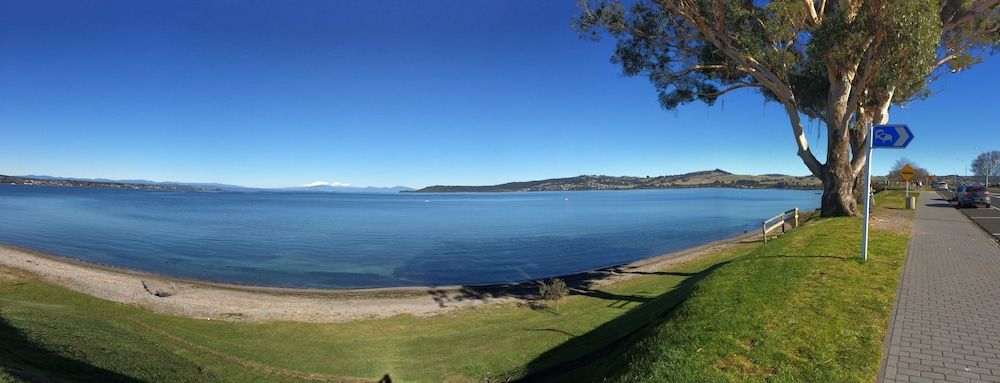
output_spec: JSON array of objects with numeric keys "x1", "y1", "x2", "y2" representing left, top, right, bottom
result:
[{"x1": 1, "y1": 1, "x2": 997, "y2": 188}]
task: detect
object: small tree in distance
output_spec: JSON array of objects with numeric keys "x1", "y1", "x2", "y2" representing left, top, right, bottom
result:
[
  {"x1": 538, "y1": 278, "x2": 569, "y2": 313},
  {"x1": 887, "y1": 158, "x2": 929, "y2": 186}
]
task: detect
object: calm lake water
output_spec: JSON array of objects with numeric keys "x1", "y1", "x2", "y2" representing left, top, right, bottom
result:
[{"x1": 0, "y1": 185, "x2": 820, "y2": 288}]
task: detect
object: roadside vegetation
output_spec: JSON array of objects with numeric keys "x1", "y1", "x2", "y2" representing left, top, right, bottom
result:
[{"x1": 0, "y1": 191, "x2": 914, "y2": 382}]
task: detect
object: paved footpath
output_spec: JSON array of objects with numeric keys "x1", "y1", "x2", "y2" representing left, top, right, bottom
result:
[{"x1": 879, "y1": 192, "x2": 1000, "y2": 383}]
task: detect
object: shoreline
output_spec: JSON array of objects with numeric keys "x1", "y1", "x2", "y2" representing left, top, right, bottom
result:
[
  {"x1": 0, "y1": 231, "x2": 762, "y2": 323},
  {"x1": 404, "y1": 185, "x2": 823, "y2": 193}
]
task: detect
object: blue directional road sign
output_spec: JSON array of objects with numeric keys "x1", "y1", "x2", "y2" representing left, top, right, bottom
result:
[{"x1": 871, "y1": 124, "x2": 913, "y2": 149}]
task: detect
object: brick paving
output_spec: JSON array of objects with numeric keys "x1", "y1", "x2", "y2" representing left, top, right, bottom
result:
[{"x1": 878, "y1": 192, "x2": 1000, "y2": 383}]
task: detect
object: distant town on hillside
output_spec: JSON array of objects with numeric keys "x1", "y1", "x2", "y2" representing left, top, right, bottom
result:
[{"x1": 411, "y1": 169, "x2": 822, "y2": 192}]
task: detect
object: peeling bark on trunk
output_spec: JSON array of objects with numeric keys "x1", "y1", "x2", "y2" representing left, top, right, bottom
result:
[
  {"x1": 849, "y1": 88, "x2": 894, "y2": 203},
  {"x1": 821, "y1": 130, "x2": 860, "y2": 217},
  {"x1": 850, "y1": 128, "x2": 869, "y2": 203},
  {"x1": 819, "y1": 70, "x2": 861, "y2": 217},
  {"x1": 850, "y1": 110, "x2": 873, "y2": 203}
]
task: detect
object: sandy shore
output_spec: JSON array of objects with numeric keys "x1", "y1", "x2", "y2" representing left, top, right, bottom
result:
[{"x1": 0, "y1": 232, "x2": 758, "y2": 323}]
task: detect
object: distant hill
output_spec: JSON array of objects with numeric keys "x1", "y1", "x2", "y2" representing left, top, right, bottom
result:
[
  {"x1": 410, "y1": 169, "x2": 821, "y2": 193},
  {"x1": 4, "y1": 175, "x2": 413, "y2": 193},
  {"x1": 17, "y1": 175, "x2": 253, "y2": 191},
  {"x1": 1, "y1": 175, "x2": 209, "y2": 191}
]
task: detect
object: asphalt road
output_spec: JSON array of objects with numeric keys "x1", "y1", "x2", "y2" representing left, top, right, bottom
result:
[{"x1": 938, "y1": 189, "x2": 1000, "y2": 239}]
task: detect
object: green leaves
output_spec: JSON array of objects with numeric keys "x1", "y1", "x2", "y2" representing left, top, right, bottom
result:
[
  {"x1": 573, "y1": 0, "x2": 995, "y2": 116},
  {"x1": 876, "y1": 0, "x2": 942, "y2": 102}
]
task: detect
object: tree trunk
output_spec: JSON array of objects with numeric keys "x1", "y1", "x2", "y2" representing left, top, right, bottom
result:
[
  {"x1": 850, "y1": 111, "x2": 872, "y2": 203},
  {"x1": 820, "y1": 134, "x2": 860, "y2": 216},
  {"x1": 819, "y1": 68, "x2": 862, "y2": 217},
  {"x1": 821, "y1": 172, "x2": 859, "y2": 216},
  {"x1": 849, "y1": 88, "x2": 894, "y2": 203},
  {"x1": 820, "y1": 115, "x2": 860, "y2": 216},
  {"x1": 851, "y1": 159, "x2": 867, "y2": 202}
]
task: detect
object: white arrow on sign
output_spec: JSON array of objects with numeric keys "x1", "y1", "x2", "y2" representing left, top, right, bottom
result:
[
  {"x1": 872, "y1": 124, "x2": 914, "y2": 149},
  {"x1": 894, "y1": 128, "x2": 910, "y2": 147}
]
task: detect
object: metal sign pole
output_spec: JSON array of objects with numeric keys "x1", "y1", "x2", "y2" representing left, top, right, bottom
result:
[
  {"x1": 864, "y1": 123, "x2": 913, "y2": 261},
  {"x1": 861, "y1": 123, "x2": 874, "y2": 262}
]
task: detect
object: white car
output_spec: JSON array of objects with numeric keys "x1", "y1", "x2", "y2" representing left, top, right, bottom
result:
[{"x1": 934, "y1": 182, "x2": 948, "y2": 191}]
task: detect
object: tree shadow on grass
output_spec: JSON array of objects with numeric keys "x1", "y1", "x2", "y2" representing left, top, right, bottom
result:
[
  {"x1": 425, "y1": 265, "x2": 663, "y2": 308},
  {"x1": 754, "y1": 254, "x2": 851, "y2": 261},
  {"x1": 571, "y1": 287, "x2": 653, "y2": 309},
  {"x1": 512, "y1": 260, "x2": 733, "y2": 382},
  {"x1": 605, "y1": 269, "x2": 701, "y2": 277},
  {"x1": 523, "y1": 328, "x2": 578, "y2": 337},
  {"x1": 0, "y1": 316, "x2": 142, "y2": 382}
]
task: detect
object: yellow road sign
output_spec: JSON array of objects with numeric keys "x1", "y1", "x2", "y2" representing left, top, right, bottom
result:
[{"x1": 900, "y1": 164, "x2": 916, "y2": 182}]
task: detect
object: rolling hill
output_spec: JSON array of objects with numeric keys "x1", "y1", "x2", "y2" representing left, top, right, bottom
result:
[{"x1": 411, "y1": 169, "x2": 821, "y2": 193}]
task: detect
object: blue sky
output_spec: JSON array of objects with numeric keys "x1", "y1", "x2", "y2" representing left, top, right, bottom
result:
[{"x1": 1, "y1": 1, "x2": 997, "y2": 188}]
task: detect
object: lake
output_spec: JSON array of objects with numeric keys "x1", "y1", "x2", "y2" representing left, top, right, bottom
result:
[{"x1": 0, "y1": 185, "x2": 820, "y2": 288}]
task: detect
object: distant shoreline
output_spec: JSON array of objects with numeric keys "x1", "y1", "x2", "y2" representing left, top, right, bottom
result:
[
  {"x1": 0, "y1": 175, "x2": 212, "y2": 192},
  {"x1": 405, "y1": 184, "x2": 822, "y2": 193},
  {"x1": 408, "y1": 169, "x2": 821, "y2": 193},
  {"x1": 0, "y1": 176, "x2": 411, "y2": 193},
  {"x1": 2, "y1": 169, "x2": 823, "y2": 194},
  {"x1": 0, "y1": 230, "x2": 760, "y2": 323}
]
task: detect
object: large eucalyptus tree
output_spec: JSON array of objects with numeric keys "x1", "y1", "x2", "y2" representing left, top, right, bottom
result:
[{"x1": 575, "y1": 0, "x2": 999, "y2": 216}]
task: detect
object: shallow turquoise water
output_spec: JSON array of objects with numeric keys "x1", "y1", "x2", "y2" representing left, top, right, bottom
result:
[{"x1": 0, "y1": 185, "x2": 819, "y2": 288}]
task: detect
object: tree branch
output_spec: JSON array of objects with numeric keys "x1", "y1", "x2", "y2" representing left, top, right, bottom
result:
[
  {"x1": 934, "y1": 52, "x2": 961, "y2": 70},
  {"x1": 943, "y1": 0, "x2": 1000, "y2": 34},
  {"x1": 783, "y1": 101, "x2": 825, "y2": 177},
  {"x1": 805, "y1": 0, "x2": 820, "y2": 26},
  {"x1": 675, "y1": 64, "x2": 731, "y2": 76},
  {"x1": 662, "y1": 0, "x2": 825, "y2": 178},
  {"x1": 665, "y1": 1, "x2": 790, "y2": 97},
  {"x1": 841, "y1": 37, "x2": 881, "y2": 129},
  {"x1": 698, "y1": 82, "x2": 760, "y2": 98},
  {"x1": 851, "y1": 88, "x2": 894, "y2": 178},
  {"x1": 841, "y1": 2, "x2": 887, "y2": 130}
]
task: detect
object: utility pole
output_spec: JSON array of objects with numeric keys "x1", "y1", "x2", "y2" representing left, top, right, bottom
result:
[{"x1": 983, "y1": 148, "x2": 995, "y2": 188}]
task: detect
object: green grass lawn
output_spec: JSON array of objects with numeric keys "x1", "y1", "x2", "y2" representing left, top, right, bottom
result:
[
  {"x1": 0, "y1": 191, "x2": 913, "y2": 382},
  {"x1": 552, "y1": 192, "x2": 912, "y2": 382}
]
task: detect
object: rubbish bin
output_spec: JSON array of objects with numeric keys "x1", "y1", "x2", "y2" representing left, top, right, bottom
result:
[{"x1": 905, "y1": 196, "x2": 916, "y2": 210}]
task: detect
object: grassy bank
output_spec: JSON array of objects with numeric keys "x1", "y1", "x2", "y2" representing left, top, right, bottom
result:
[
  {"x1": 0, "y1": 243, "x2": 754, "y2": 382},
  {"x1": 551, "y1": 192, "x2": 912, "y2": 382},
  {"x1": 0, "y1": 192, "x2": 912, "y2": 382}
]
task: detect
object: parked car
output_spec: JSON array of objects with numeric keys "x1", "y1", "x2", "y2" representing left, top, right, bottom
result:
[
  {"x1": 950, "y1": 185, "x2": 966, "y2": 201},
  {"x1": 933, "y1": 181, "x2": 948, "y2": 191},
  {"x1": 956, "y1": 185, "x2": 991, "y2": 208}
]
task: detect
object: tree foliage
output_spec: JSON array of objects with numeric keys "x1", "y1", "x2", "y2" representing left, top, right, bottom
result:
[
  {"x1": 538, "y1": 278, "x2": 569, "y2": 312},
  {"x1": 970, "y1": 150, "x2": 1000, "y2": 181},
  {"x1": 573, "y1": 0, "x2": 964, "y2": 119},
  {"x1": 574, "y1": 0, "x2": 1000, "y2": 216}
]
